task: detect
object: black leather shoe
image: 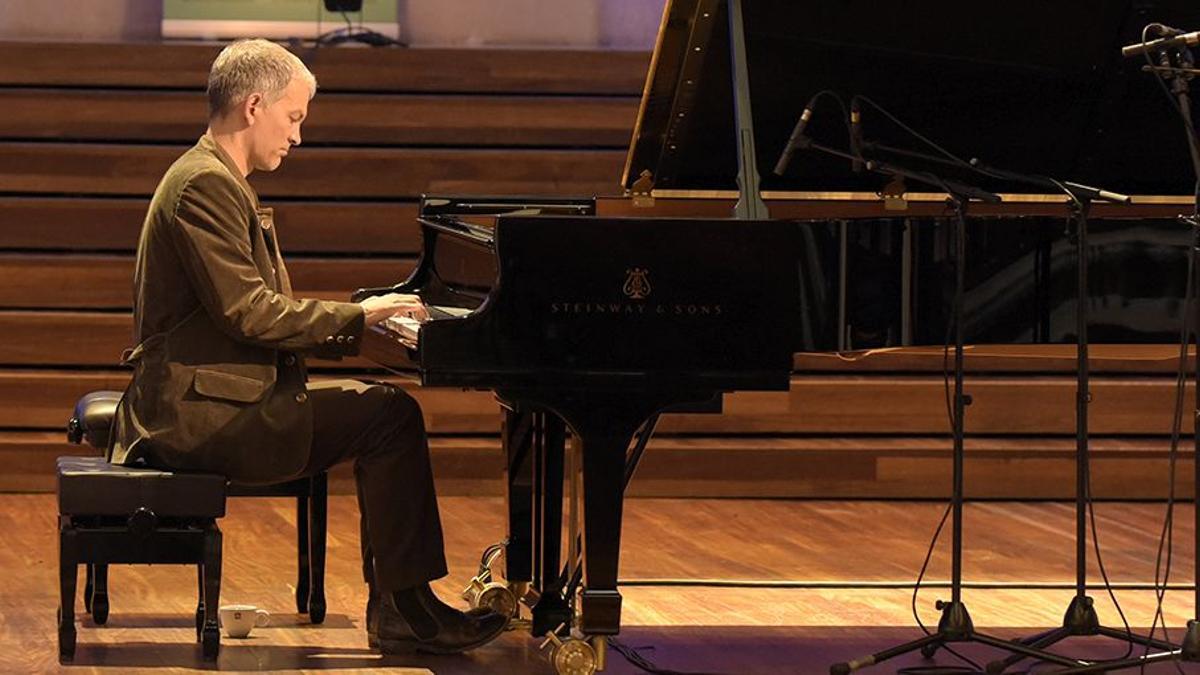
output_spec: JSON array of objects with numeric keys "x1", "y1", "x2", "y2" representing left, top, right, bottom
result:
[
  {"x1": 366, "y1": 587, "x2": 381, "y2": 649},
  {"x1": 376, "y1": 585, "x2": 508, "y2": 655}
]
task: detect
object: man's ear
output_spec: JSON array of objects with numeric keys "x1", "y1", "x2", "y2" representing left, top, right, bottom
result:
[{"x1": 243, "y1": 93, "x2": 265, "y2": 126}]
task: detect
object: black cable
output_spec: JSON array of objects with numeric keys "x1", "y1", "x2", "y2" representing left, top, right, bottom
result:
[
  {"x1": 908, "y1": 299, "x2": 957, "y2": 645},
  {"x1": 852, "y1": 95, "x2": 976, "y2": 173},
  {"x1": 911, "y1": 502, "x2": 952, "y2": 638},
  {"x1": 1134, "y1": 22, "x2": 1200, "y2": 675},
  {"x1": 896, "y1": 666, "x2": 980, "y2": 675},
  {"x1": 609, "y1": 639, "x2": 729, "y2": 675},
  {"x1": 1140, "y1": 230, "x2": 1193, "y2": 675},
  {"x1": 809, "y1": 89, "x2": 853, "y2": 138}
]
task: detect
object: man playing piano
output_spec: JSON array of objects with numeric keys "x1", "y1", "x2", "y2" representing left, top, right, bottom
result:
[{"x1": 108, "y1": 38, "x2": 507, "y2": 654}]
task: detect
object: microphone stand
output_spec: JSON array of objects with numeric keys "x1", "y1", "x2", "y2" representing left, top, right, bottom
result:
[
  {"x1": 800, "y1": 137, "x2": 1093, "y2": 673},
  {"x1": 937, "y1": 163, "x2": 1180, "y2": 675},
  {"x1": 1050, "y1": 39, "x2": 1200, "y2": 675},
  {"x1": 851, "y1": 137, "x2": 1165, "y2": 673}
]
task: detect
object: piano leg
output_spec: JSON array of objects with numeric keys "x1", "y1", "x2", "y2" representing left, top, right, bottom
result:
[
  {"x1": 498, "y1": 388, "x2": 711, "y2": 641},
  {"x1": 577, "y1": 429, "x2": 628, "y2": 636},
  {"x1": 503, "y1": 409, "x2": 572, "y2": 635},
  {"x1": 502, "y1": 410, "x2": 534, "y2": 586},
  {"x1": 531, "y1": 414, "x2": 570, "y2": 636}
]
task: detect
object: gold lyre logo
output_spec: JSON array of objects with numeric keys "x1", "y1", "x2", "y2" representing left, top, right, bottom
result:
[{"x1": 623, "y1": 268, "x2": 651, "y2": 300}]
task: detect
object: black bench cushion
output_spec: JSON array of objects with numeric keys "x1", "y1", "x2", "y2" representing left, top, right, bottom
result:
[
  {"x1": 67, "y1": 390, "x2": 123, "y2": 449},
  {"x1": 57, "y1": 456, "x2": 226, "y2": 518}
]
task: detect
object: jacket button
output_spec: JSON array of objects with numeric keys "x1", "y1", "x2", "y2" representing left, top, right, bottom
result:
[
  {"x1": 295, "y1": 392, "x2": 308, "y2": 403},
  {"x1": 325, "y1": 336, "x2": 335, "y2": 344},
  {"x1": 347, "y1": 335, "x2": 356, "y2": 343},
  {"x1": 336, "y1": 335, "x2": 346, "y2": 344},
  {"x1": 284, "y1": 354, "x2": 296, "y2": 366}
]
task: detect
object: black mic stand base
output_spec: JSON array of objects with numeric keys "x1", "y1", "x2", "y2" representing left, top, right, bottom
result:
[
  {"x1": 830, "y1": 601, "x2": 1092, "y2": 674},
  {"x1": 984, "y1": 595, "x2": 1177, "y2": 674},
  {"x1": 1039, "y1": 620, "x2": 1200, "y2": 674}
]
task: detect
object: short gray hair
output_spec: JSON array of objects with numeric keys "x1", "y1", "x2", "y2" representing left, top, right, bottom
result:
[{"x1": 207, "y1": 39, "x2": 317, "y2": 119}]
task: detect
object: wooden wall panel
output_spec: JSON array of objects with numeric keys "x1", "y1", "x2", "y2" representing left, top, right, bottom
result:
[
  {"x1": 0, "y1": 366, "x2": 1191, "y2": 437},
  {"x1": 0, "y1": 311, "x2": 380, "y2": 369},
  {"x1": 0, "y1": 254, "x2": 413, "y2": 308},
  {"x1": 0, "y1": 198, "x2": 420, "y2": 253},
  {"x1": 0, "y1": 43, "x2": 650, "y2": 94},
  {"x1": 0, "y1": 89, "x2": 637, "y2": 147},
  {"x1": 0, "y1": 370, "x2": 502, "y2": 433},
  {"x1": 7, "y1": 430, "x2": 1192, "y2": 498},
  {"x1": 0, "y1": 143, "x2": 626, "y2": 198},
  {"x1": 0, "y1": 432, "x2": 505, "y2": 494}
]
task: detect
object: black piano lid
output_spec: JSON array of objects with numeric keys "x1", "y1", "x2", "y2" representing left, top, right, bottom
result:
[{"x1": 623, "y1": 0, "x2": 1200, "y2": 197}]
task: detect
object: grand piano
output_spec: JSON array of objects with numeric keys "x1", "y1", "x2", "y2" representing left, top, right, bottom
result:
[{"x1": 355, "y1": 1, "x2": 1199, "y2": 672}]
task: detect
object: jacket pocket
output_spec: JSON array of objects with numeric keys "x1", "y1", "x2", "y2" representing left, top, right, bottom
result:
[{"x1": 192, "y1": 368, "x2": 271, "y2": 403}]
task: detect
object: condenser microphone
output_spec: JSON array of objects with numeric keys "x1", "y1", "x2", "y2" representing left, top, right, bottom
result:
[
  {"x1": 849, "y1": 98, "x2": 864, "y2": 173},
  {"x1": 773, "y1": 97, "x2": 817, "y2": 176},
  {"x1": 1122, "y1": 29, "x2": 1200, "y2": 58}
]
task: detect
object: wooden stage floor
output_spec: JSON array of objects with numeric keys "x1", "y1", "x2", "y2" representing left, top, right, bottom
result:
[{"x1": 6, "y1": 494, "x2": 1200, "y2": 673}]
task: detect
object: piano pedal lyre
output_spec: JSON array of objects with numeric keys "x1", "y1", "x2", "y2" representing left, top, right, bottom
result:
[
  {"x1": 539, "y1": 622, "x2": 604, "y2": 675},
  {"x1": 461, "y1": 542, "x2": 521, "y2": 624}
]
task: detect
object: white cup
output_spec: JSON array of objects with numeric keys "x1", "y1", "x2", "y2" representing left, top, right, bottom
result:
[{"x1": 219, "y1": 604, "x2": 270, "y2": 639}]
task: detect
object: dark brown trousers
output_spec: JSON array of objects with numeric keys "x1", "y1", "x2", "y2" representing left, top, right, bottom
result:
[{"x1": 294, "y1": 379, "x2": 448, "y2": 592}]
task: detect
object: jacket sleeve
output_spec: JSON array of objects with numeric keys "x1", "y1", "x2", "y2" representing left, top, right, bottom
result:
[{"x1": 169, "y1": 169, "x2": 365, "y2": 356}]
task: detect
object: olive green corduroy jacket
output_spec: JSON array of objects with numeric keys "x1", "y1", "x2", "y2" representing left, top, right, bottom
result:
[{"x1": 109, "y1": 135, "x2": 365, "y2": 483}]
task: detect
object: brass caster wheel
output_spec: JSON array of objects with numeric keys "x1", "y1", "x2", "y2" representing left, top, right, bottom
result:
[
  {"x1": 541, "y1": 631, "x2": 598, "y2": 675},
  {"x1": 552, "y1": 638, "x2": 598, "y2": 675}
]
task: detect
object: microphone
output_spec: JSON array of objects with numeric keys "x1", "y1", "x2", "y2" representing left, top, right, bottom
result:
[
  {"x1": 1122, "y1": 29, "x2": 1200, "y2": 58},
  {"x1": 849, "y1": 98, "x2": 864, "y2": 173},
  {"x1": 1063, "y1": 181, "x2": 1132, "y2": 204},
  {"x1": 773, "y1": 98, "x2": 816, "y2": 176}
]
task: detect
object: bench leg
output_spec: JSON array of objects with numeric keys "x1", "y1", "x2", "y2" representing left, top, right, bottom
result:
[
  {"x1": 195, "y1": 565, "x2": 204, "y2": 641},
  {"x1": 58, "y1": 526, "x2": 78, "y2": 663},
  {"x1": 84, "y1": 564, "x2": 93, "y2": 614},
  {"x1": 200, "y1": 525, "x2": 221, "y2": 661},
  {"x1": 295, "y1": 490, "x2": 310, "y2": 614},
  {"x1": 90, "y1": 564, "x2": 109, "y2": 625},
  {"x1": 308, "y1": 473, "x2": 328, "y2": 624}
]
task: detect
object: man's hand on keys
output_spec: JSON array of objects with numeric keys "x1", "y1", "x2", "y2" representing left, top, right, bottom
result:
[{"x1": 360, "y1": 293, "x2": 430, "y2": 325}]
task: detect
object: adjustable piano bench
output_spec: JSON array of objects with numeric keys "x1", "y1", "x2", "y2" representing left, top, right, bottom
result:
[
  {"x1": 56, "y1": 455, "x2": 225, "y2": 663},
  {"x1": 59, "y1": 391, "x2": 331, "y2": 660}
]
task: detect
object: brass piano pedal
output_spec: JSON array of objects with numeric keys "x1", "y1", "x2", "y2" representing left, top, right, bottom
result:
[
  {"x1": 461, "y1": 544, "x2": 521, "y2": 621},
  {"x1": 461, "y1": 575, "x2": 519, "y2": 621},
  {"x1": 539, "y1": 623, "x2": 599, "y2": 675}
]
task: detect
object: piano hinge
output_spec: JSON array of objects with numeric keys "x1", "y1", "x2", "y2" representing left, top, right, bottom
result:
[
  {"x1": 882, "y1": 175, "x2": 908, "y2": 211},
  {"x1": 630, "y1": 170, "x2": 656, "y2": 208}
]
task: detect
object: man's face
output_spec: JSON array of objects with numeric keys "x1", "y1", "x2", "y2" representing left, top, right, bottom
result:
[{"x1": 247, "y1": 77, "x2": 309, "y2": 173}]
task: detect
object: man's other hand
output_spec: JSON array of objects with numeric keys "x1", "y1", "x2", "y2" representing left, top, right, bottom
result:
[{"x1": 360, "y1": 293, "x2": 429, "y2": 325}]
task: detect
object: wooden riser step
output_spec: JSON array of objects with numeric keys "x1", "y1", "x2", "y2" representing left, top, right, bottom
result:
[{"x1": 6, "y1": 432, "x2": 1192, "y2": 499}]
